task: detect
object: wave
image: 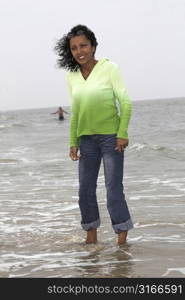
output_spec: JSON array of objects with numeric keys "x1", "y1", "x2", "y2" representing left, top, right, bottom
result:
[
  {"x1": 0, "y1": 122, "x2": 26, "y2": 130},
  {"x1": 0, "y1": 156, "x2": 33, "y2": 164},
  {"x1": 134, "y1": 222, "x2": 185, "y2": 228},
  {"x1": 129, "y1": 142, "x2": 173, "y2": 152},
  {"x1": 0, "y1": 159, "x2": 19, "y2": 164},
  {"x1": 162, "y1": 268, "x2": 185, "y2": 277}
]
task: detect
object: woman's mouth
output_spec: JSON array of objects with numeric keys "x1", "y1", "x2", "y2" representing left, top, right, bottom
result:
[{"x1": 78, "y1": 56, "x2": 85, "y2": 60}]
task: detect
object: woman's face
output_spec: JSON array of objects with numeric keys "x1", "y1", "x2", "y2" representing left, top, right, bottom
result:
[{"x1": 69, "y1": 34, "x2": 95, "y2": 66}]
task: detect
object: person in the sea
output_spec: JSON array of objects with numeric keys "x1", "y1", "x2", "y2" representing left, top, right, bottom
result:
[
  {"x1": 51, "y1": 106, "x2": 68, "y2": 120},
  {"x1": 54, "y1": 24, "x2": 133, "y2": 245}
]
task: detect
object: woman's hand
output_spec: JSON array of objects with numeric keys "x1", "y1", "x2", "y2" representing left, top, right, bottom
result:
[
  {"x1": 69, "y1": 147, "x2": 80, "y2": 161},
  {"x1": 115, "y1": 138, "x2": 129, "y2": 152}
]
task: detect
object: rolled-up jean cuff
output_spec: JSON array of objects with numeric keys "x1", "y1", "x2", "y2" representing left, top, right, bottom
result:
[
  {"x1": 113, "y1": 218, "x2": 134, "y2": 234},
  {"x1": 81, "y1": 219, "x2": 101, "y2": 231}
]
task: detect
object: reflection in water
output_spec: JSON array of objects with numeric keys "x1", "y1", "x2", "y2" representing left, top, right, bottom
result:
[{"x1": 64, "y1": 241, "x2": 133, "y2": 278}]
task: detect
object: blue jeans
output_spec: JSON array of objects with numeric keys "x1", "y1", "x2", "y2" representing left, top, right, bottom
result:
[{"x1": 79, "y1": 134, "x2": 133, "y2": 234}]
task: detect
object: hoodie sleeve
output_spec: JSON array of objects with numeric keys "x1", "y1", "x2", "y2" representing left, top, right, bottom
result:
[
  {"x1": 66, "y1": 73, "x2": 80, "y2": 147},
  {"x1": 110, "y1": 63, "x2": 132, "y2": 139}
]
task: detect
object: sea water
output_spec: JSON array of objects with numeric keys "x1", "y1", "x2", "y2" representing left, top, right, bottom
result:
[{"x1": 0, "y1": 98, "x2": 185, "y2": 278}]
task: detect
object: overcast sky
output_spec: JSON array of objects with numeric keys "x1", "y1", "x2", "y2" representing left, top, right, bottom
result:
[{"x1": 0, "y1": 0, "x2": 185, "y2": 111}]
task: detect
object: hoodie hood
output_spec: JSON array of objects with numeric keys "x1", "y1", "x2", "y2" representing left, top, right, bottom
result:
[{"x1": 98, "y1": 57, "x2": 109, "y2": 65}]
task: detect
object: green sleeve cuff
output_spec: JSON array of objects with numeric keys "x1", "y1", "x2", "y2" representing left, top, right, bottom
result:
[
  {"x1": 70, "y1": 137, "x2": 80, "y2": 147},
  {"x1": 117, "y1": 130, "x2": 129, "y2": 139}
]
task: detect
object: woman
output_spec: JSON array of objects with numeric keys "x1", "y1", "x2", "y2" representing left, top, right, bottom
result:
[{"x1": 55, "y1": 24, "x2": 133, "y2": 245}]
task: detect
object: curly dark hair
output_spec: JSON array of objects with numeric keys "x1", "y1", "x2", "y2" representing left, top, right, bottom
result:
[{"x1": 54, "y1": 24, "x2": 98, "y2": 72}]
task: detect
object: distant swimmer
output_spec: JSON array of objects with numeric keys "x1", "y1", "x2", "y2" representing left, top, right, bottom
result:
[{"x1": 51, "y1": 106, "x2": 68, "y2": 120}]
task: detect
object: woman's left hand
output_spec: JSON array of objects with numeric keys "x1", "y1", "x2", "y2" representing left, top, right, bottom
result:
[{"x1": 115, "y1": 138, "x2": 129, "y2": 152}]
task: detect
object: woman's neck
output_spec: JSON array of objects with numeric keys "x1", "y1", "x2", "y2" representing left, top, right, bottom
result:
[{"x1": 80, "y1": 58, "x2": 97, "y2": 73}]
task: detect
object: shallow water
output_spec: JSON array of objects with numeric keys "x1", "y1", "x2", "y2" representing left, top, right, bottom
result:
[{"x1": 0, "y1": 98, "x2": 185, "y2": 278}]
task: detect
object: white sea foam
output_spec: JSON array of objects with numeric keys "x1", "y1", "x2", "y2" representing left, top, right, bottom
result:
[
  {"x1": 31, "y1": 263, "x2": 62, "y2": 272},
  {"x1": 8, "y1": 147, "x2": 30, "y2": 154},
  {"x1": 141, "y1": 236, "x2": 185, "y2": 243},
  {"x1": 130, "y1": 143, "x2": 146, "y2": 150},
  {"x1": 129, "y1": 143, "x2": 175, "y2": 152},
  {"x1": 2, "y1": 252, "x2": 66, "y2": 260},
  {"x1": 162, "y1": 268, "x2": 185, "y2": 277},
  {"x1": 134, "y1": 222, "x2": 185, "y2": 228},
  {"x1": 20, "y1": 158, "x2": 34, "y2": 163},
  {"x1": 60, "y1": 204, "x2": 79, "y2": 212},
  {"x1": 130, "y1": 194, "x2": 185, "y2": 200},
  {"x1": 128, "y1": 236, "x2": 143, "y2": 241},
  {"x1": 9, "y1": 273, "x2": 31, "y2": 278}
]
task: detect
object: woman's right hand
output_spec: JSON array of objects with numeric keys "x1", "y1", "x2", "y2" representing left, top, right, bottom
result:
[{"x1": 69, "y1": 147, "x2": 80, "y2": 161}]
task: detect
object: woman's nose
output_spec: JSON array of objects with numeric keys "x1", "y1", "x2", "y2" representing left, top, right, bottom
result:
[{"x1": 76, "y1": 47, "x2": 81, "y2": 54}]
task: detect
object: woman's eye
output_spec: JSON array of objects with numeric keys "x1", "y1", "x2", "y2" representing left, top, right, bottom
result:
[{"x1": 70, "y1": 44, "x2": 88, "y2": 51}]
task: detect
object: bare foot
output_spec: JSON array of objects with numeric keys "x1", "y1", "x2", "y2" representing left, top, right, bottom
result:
[
  {"x1": 86, "y1": 229, "x2": 97, "y2": 244},
  {"x1": 118, "y1": 231, "x2": 127, "y2": 245}
]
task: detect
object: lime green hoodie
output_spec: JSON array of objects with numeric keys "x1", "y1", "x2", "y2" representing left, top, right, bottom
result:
[{"x1": 67, "y1": 58, "x2": 132, "y2": 147}]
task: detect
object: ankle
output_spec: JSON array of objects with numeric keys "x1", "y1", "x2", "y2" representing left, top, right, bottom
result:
[
  {"x1": 118, "y1": 231, "x2": 127, "y2": 245},
  {"x1": 86, "y1": 228, "x2": 97, "y2": 244}
]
